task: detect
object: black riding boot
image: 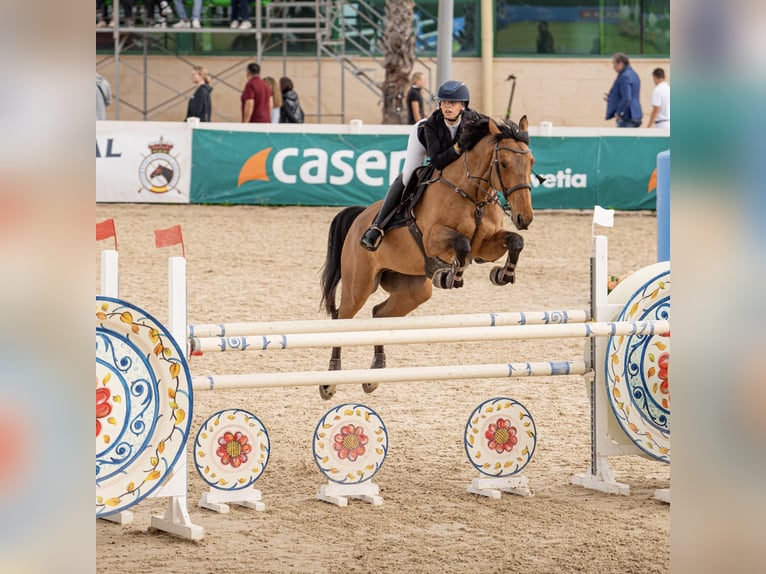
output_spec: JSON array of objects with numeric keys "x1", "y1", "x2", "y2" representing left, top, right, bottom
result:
[{"x1": 359, "y1": 175, "x2": 407, "y2": 251}]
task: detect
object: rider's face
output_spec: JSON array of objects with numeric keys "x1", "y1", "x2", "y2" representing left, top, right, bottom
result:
[{"x1": 440, "y1": 100, "x2": 465, "y2": 122}]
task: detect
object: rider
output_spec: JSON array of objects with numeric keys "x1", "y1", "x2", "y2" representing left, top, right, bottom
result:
[{"x1": 359, "y1": 80, "x2": 476, "y2": 251}]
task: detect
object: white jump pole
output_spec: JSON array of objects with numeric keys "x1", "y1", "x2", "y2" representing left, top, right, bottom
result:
[
  {"x1": 188, "y1": 309, "x2": 590, "y2": 338},
  {"x1": 189, "y1": 319, "x2": 669, "y2": 353},
  {"x1": 192, "y1": 359, "x2": 589, "y2": 391}
]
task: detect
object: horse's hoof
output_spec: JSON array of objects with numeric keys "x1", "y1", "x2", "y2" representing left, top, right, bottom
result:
[
  {"x1": 371, "y1": 354, "x2": 386, "y2": 370},
  {"x1": 432, "y1": 268, "x2": 455, "y2": 289},
  {"x1": 362, "y1": 383, "x2": 379, "y2": 394},
  {"x1": 490, "y1": 266, "x2": 514, "y2": 286},
  {"x1": 319, "y1": 385, "x2": 336, "y2": 400}
]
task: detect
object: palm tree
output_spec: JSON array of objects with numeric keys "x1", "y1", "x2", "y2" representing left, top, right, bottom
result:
[{"x1": 379, "y1": 0, "x2": 415, "y2": 124}]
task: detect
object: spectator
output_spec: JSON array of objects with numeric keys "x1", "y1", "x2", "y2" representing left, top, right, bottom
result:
[
  {"x1": 406, "y1": 72, "x2": 426, "y2": 124},
  {"x1": 96, "y1": 72, "x2": 112, "y2": 120},
  {"x1": 172, "y1": 0, "x2": 202, "y2": 28},
  {"x1": 536, "y1": 21, "x2": 555, "y2": 54},
  {"x1": 263, "y1": 77, "x2": 283, "y2": 124},
  {"x1": 186, "y1": 66, "x2": 212, "y2": 122},
  {"x1": 241, "y1": 63, "x2": 271, "y2": 123},
  {"x1": 108, "y1": 0, "x2": 135, "y2": 27},
  {"x1": 604, "y1": 52, "x2": 642, "y2": 127},
  {"x1": 279, "y1": 77, "x2": 305, "y2": 123},
  {"x1": 144, "y1": 0, "x2": 173, "y2": 28},
  {"x1": 230, "y1": 0, "x2": 252, "y2": 29},
  {"x1": 647, "y1": 68, "x2": 670, "y2": 129},
  {"x1": 96, "y1": 0, "x2": 108, "y2": 27}
]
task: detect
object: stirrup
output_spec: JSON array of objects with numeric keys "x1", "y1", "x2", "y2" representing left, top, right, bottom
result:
[{"x1": 359, "y1": 226, "x2": 384, "y2": 251}]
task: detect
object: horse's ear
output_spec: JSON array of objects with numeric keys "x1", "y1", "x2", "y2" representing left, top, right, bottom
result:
[
  {"x1": 488, "y1": 119, "x2": 501, "y2": 135},
  {"x1": 518, "y1": 115, "x2": 528, "y2": 132}
]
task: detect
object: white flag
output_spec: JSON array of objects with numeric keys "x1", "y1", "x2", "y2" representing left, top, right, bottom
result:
[{"x1": 593, "y1": 205, "x2": 615, "y2": 228}]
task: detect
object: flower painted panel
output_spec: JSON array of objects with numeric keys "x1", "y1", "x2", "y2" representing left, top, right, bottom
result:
[
  {"x1": 193, "y1": 408, "x2": 270, "y2": 490},
  {"x1": 464, "y1": 397, "x2": 536, "y2": 477},
  {"x1": 605, "y1": 264, "x2": 670, "y2": 463},
  {"x1": 313, "y1": 404, "x2": 388, "y2": 484},
  {"x1": 95, "y1": 297, "x2": 193, "y2": 517}
]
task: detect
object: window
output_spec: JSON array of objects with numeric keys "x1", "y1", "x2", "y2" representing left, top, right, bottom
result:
[{"x1": 494, "y1": 0, "x2": 670, "y2": 56}]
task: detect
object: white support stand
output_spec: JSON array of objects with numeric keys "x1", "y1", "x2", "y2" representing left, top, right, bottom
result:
[
  {"x1": 100, "y1": 249, "x2": 119, "y2": 298},
  {"x1": 99, "y1": 250, "x2": 134, "y2": 526},
  {"x1": 317, "y1": 482, "x2": 383, "y2": 507},
  {"x1": 571, "y1": 233, "x2": 669, "y2": 496},
  {"x1": 467, "y1": 476, "x2": 533, "y2": 499},
  {"x1": 198, "y1": 488, "x2": 266, "y2": 513},
  {"x1": 571, "y1": 235, "x2": 635, "y2": 495},
  {"x1": 654, "y1": 488, "x2": 671, "y2": 504},
  {"x1": 146, "y1": 257, "x2": 204, "y2": 540},
  {"x1": 99, "y1": 510, "x2": 134, "y2": 525},
  {"x1": 150, "y1": 496, "x2": 204, "y2": 540}
]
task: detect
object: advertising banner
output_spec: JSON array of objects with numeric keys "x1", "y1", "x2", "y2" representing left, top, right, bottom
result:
[
  {"x1": 96, "y1": 121, "x2": 192, "y2": 203},
  {"x1": 191, "y1": 129, "x2": 406, "y2": 206},
  {"x1": 190, "y1": 128, "x2": 668, "y2": 210},
  {"x1": 532, "y1": 136, "x2": 668, "y2": 210}
]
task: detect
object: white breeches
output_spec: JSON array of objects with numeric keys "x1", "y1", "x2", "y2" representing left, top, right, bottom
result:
[{"x1": 400, "y1": 119, "x2": 428, "y2": 187}]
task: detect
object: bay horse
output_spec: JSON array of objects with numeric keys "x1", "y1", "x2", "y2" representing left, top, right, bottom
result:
[{"x1": 319, "y1": 114, "x2": 536, "y2": 399}]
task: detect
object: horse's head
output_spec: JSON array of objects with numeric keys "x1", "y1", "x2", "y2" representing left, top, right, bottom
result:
[{"x1": 487, "y1": 116, "x2": 534, "y2": 230}]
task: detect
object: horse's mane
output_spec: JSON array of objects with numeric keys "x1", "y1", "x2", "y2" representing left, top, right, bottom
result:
[{"x1": 458, "y1": 113, "x2": 530, "y2": 151}]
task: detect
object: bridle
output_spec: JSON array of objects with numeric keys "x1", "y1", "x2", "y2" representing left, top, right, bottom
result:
[{"x1": 490, "y1": 142, "x2": 534, "y2": 201}]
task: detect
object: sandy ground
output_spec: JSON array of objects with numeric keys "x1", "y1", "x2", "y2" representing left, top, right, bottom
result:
[{"x1": 96, "y1": 204, "x2": 669, "y2": 574}]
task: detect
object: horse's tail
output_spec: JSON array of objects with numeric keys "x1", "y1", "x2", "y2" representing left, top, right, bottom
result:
[{"x1": 320, "y1": 205, "x2": 366, "y2": 317}]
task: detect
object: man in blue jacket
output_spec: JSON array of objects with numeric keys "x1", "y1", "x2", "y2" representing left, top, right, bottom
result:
[{"x1": 605, "y1": 52, "x2": 642, "y2": 127}]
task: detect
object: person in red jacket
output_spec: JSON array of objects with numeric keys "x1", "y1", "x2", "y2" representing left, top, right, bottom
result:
[{"x1": 241, "y1": 63, "x2": 271, "y2": 123}]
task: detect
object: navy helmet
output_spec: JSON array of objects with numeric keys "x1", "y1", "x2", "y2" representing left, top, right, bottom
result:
[{"x1": 434, "y1": 80, "x2": 470, "y2": 107}]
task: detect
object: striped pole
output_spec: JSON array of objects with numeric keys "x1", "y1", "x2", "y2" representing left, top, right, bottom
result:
[
  {"x1": 192, "y1": 359, "x2": 589, "y2": 391},
  {"x1": 189, "y1": 319, "x2": 669, "y2": 353},
  {"x1": 187, "y1": 309, "x2": 590, "y2": 338}
]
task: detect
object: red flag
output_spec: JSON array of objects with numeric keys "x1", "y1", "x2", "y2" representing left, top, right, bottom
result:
[
  {"x1": 154, "y1": 224, "x2": 185, "y2": 257},
  {"x1": 96, "y1": 218, "x2": 117, "y2": 250}
]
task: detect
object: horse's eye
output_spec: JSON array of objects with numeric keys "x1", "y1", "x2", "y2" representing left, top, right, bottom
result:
[{"x1": 499, "y1": 162, "x2": 508, "y2": 170}]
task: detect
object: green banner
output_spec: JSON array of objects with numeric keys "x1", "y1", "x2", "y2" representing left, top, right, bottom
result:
[
  {"x1": 191, "y1": 129, "x2": 668, "y2": 210},
  {"x1": 191, "y1": 130, "x2": 405, "y2": 206}
]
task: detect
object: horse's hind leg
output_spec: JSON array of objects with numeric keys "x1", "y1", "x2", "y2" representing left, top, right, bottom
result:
[
  {"x1": 362, "y1": 274, "x2": 433, "y2": 394},
  {"x1": 490, "y1": 232, "x2": 525, "y2": 285},
  {"x1": 320, "y1": 261, "x2": 379, "y2": 400}
]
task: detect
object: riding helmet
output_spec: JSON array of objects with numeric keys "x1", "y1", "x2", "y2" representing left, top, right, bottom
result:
[{"x1": 434, "y1": 80, "x2": 470, "y2": 107}]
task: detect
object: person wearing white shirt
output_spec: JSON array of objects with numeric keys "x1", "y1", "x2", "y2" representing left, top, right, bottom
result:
[{"x1": 648, "y1": 68, "x2": 670, "y2": 129}]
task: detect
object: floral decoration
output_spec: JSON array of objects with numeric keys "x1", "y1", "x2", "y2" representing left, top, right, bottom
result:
[
  {"x1": 96, "y1": 384, "x2": 112, "y2": 437},
  {"x1": 333, "y1": 424, "x2": 368, "y2": 462},
  {"x1": 485, "y1": 418, "x2": 518, "y2": 454},
  {"x1": 216, "y1": 431, "x2": 252, "y2": 468}
]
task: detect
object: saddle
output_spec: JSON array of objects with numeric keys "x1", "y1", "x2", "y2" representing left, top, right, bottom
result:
[{"x1": 383, "y1": 164, "x2": 435, "y2": 232}]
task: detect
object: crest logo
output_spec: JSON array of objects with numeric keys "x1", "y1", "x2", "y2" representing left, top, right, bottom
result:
[{"x1": 138, "y1": 136, "x2": 181, "y2": 194}]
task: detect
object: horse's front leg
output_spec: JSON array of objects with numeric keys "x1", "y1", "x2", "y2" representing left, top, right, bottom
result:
[
  {"x1": 319, "y1": 346, "x2": 342, "y2": 400},
  {"x1": 431, "y1": 231, "x2": 471, "y2": 289},
  {"x1": 362, "y1": 344, "x2": 386, "y2": 394},
  {"x1": 490, "y1": 231, "x2": 524, "y2": 285}
]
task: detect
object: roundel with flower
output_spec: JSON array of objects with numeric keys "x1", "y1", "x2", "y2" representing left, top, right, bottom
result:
[
  {"x1": 464, "y1": 397, "x2": 536, "y2": 477},
  {"x1": 313, "y1": 403, "x2": 388, "y2": 484},
  {"x1": 194, "y1": 408, "x2": 270, "y2": 491}
]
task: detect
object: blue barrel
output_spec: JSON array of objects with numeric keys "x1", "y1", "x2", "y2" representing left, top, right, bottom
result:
[{"x1": 656, "y1": 150, "x2": 670, "y2": 262}]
